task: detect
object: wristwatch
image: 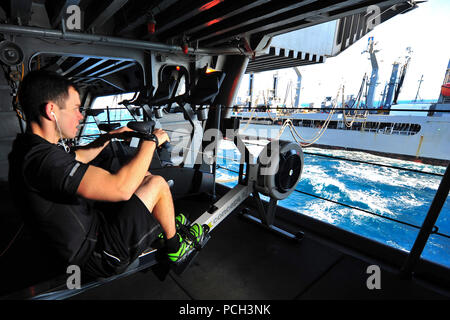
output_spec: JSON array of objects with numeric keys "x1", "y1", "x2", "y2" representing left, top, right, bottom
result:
[{"x1": 143, "y1": 133, "x2": 159, "y2": 147}]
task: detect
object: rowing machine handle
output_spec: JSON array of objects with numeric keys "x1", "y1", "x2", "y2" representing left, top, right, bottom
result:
[
  {"x1": 127, "y1": 120, "x2": 155, "y2": 133},
  {"x1": 160, "y1": 141, "x2": 173, "y2": 152},
  {"x1": 127, "y1": 121, "x2": 172, "y2": 151}
]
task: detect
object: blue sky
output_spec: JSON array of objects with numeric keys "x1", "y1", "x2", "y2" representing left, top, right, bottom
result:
[{"x1": 237, "y1": 0, "x2": 450, "y2": 105}]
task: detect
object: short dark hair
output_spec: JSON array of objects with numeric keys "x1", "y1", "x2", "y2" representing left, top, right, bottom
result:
[{"x1": 18, "y1": 70, "x2": 79, "y2": 125}]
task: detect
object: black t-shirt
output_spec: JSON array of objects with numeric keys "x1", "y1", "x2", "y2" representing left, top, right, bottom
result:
[{"x1": 8, "y1": 133, "x2": 99, "y2": 266}]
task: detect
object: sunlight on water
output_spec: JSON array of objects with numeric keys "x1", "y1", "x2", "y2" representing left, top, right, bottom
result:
[{"x1": 216, "y1": 139, "x2": 450, "y2": 268}]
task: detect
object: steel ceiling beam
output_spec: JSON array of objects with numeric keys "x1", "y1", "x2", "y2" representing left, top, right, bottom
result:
[
  {"x1": 202, "y1": 0, "x2": 409, "y2": 47},
  {"x1": 85, "y1": 60, "x2": 129, "y2": 77},
  {"x1": 115, "y1": 0, "x2": 177, "y2": 36},
  {"x1": 81, "y1": 77, "x2": 125, "y2": 92},
  {"x1": 246, "y1": 61, "x2": 318, "y2": 74},
  {"x1": 85, "y1": 0, "x2": 129, "y2": 31},
  {"x1": 189, "y1": 0, "x2": 318, "y2": 43},
  {"x1": 9, "y1": 0, "x2": 33, "y2": 25},
  {"x1": 145, "y1": 0, "x2": 224, "y2": 39},
  {"x1": 257, "y1": 0, "x2": 415, "y2": 39},
  {"x1": 95, "y1": 61, "x2": 136, "y2": 78},
  {"x1": 71, "y1": 58, "x2": 110, "y2": 77},
  {"x1": 60, "y1": 57, "x2": 90, "y2": 76},
  {"x1": 246, "y1": 58, "x2": 321, "y2": 73},
  {"x1": 247, "y1": 56, "x2": 316, "y2": 68},
  {"x1": 153, "y1": 0, "x2": 270, "y2": 41}
]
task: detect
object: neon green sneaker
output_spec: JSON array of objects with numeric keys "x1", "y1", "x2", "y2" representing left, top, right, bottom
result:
[
  {"x1": 175, "y1": 213, "x2": 190, "y2": 230},
  {"x1": 188, "y1": 223, "x2": 207, "y2": 248},
  {"x1": 167, "y1": 223, "x2": 208, "y2": 263},
  {"x1": 158, "y1": 213, "x2": 190, "y2": 239},
  {"x1": 167, "y1": 233, "x2": 192, "y2": 263}
]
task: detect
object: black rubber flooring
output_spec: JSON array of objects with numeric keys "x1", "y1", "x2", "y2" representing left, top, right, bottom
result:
[
  {"x1": 1, "y1": 183, "x2": 447, "y2": 300},
  {"x1": 68, "y1": 195, "x2": 446, "y2": 300}
]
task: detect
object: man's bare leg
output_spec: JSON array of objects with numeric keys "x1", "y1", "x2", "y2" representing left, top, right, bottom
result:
[{"x1": 134, "y1": 174, "x2": 176, "y2": 239}]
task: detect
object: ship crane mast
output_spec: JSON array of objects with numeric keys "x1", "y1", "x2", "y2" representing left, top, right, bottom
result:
[
  {"x1": 363, "y1": 37, "x2": 379, "y2": 109},
  {"x1": 414, "y1": 74, "x2": 424, "y2": 102},
  {"x1": 393, "y1": 47, "x2": 412, "y2": 105}
]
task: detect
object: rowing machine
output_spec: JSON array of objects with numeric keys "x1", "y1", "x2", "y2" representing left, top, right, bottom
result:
[
  {"x1": 152, "y1": 135, "x2": 304, "y2": 276},
  {"x1": 193, "y1": 135, "x2": 304, "y2": 241}
]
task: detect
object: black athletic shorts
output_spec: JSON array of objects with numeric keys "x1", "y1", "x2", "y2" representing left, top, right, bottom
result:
[{"x1": 83, "y1": 194, "x2": 162, "y2": 278}]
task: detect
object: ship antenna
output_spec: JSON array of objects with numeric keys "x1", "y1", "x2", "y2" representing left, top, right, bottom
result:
[{"x1": 414, "y1": 74, "x2": 424, "y2": 102}]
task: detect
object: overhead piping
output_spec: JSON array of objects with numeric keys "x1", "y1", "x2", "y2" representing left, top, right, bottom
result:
[{"x1": 0, "y1": 24, "x2": 245, "y2": 56}]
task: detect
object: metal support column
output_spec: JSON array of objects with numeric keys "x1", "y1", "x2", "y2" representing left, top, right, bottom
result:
[
  {"x1": 199, "y1": 103, "x2": 222, "y2": 199},
  {"x1": 248, "y1": 73, "x2": 254, "y2": 110}
]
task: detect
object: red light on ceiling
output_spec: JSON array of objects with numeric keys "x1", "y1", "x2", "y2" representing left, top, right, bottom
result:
[
  {"x1": 206, "y1": 18, "x2": 221, "y2": 27},
  {"x1": 147, "y1": 22, "x2": 156, "y2": 34},
  {"x1": 199, "y1": 0, "x2": 223, "y2": 11},
  {"x1": 176, "y1": 66, "x2": 181, "y2": 71}
]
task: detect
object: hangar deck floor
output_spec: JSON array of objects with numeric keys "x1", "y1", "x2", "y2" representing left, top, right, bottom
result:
[
  {"x1": 68, "y1": 191, "x2": 447, "y2": 300},
  {"x1": 1, "y1": 182, "x2": 447, "y2": 301}
]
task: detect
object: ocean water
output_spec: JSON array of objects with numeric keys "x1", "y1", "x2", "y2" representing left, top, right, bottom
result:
[{"x1": 215, "y1": 139, "x2": 450, "y2": 268}]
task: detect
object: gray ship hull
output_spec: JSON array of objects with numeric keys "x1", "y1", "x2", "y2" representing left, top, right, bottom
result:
[{"x1": 236, "y1": 112, "x2": 450, "y2": 164}]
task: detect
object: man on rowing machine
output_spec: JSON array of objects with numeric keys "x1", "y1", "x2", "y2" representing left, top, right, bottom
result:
[{"x1": 8, "y1": 70, "x2": 206, "y2": 278}]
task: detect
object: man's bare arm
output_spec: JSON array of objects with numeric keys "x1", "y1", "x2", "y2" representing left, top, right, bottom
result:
[{"x1": 76, "y1": 129, "x2": 169, "y2": 202}]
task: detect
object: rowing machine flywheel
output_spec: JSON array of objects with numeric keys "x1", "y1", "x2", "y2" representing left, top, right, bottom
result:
[{"x1": 255, "y1": 140, "x2": 304, "y2": 200}]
